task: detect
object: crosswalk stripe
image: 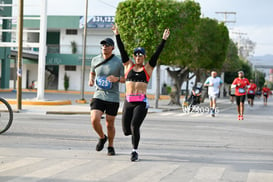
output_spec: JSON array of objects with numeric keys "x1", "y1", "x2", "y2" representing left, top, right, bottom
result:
[
  {"x1": 76, "y1": 160, "x2": 132, "y2": 181},
  {"x1": 160, "y1": 112, "x2": 174, "y2": 116},
  {"x1": 158, "y1": 112, "x2": 211, "y2": 117},
  {"x1": 191, "y1": 166, "x2": 225, "y2": 181},
  {"x1": 0, "y1": 157, "x2": 44, "y2": 173},
  {"x1": 2, "y1": 157, "x2": 273, "y2": 181},
  {"x1": 128, "y1": 164, "x2": 179, "y2": 182},
  {"x1": 247, "y1": 170, "x2": 273, "y2": 182},
  {"x1": 177, "y1": 113, "x2": 188, "y2": 116},
  {"x1": 5, "y1": 159, "x2": 88, "y2": 182}
]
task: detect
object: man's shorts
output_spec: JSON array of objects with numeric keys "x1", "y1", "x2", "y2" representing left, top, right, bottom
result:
[
  {"x1": 236, "y1": 95, "x2": 246, "y2": 106},
  {"x1": 247, "y1": 94, "x2": 255, "y2": 99},
  {"x1": 90, "y1": 98, "x2": 119, "y2": 116},
  {"x1": 209, "y1": 93, "x2": 218, "y2": 100}
]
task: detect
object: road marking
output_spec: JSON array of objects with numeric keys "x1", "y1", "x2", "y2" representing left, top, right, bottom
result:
[
  {"x1": 191, "y1": 166, "x2": 225, "y2": 181},
  {"x1": 0, "y1": 157, "x2": 44, "y2": 173},
  {"x1": 5, "y1": 159, "x2": 87, "y2": 182},
  {"x1": 76, "y1": 160, "x2": 132, "y2": 181},
  {"x1": 128, "y1": 164, "x2": 179, "y2": 182},
  {"x1": 160, "y1": 112, "x2": 174, "y2": 116},
  {"x1": 177, "y1": 113, "x2": 188, "y2": 116},
  {"x1": 247, "y1": 170, "x2": 273, "y2": 182}
]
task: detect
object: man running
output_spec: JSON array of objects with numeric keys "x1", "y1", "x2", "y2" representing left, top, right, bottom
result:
[
  {"x1": 88, "y1": 38, "x2": 125, "y2": 156},
  {"x1": 204, "y1": 71, "x2": 223, "y2": 117},
  {"x1": 232, "y1": 71, "x2": 250, "y2": 120}
]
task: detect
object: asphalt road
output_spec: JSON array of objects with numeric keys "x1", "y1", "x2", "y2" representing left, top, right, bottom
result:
[{"x1": 0, "y1": 97, "x2": 272, "y2": 182}]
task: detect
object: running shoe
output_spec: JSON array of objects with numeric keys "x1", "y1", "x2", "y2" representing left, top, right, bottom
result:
[
  {"x1": 240, "y1": 115, "x2": 244, "y2": 120},
  {"x1": 238, "y1": 115, "x2": 241, "y2": 120},
  {"x1": 211, "y1": 109, "x2": 215, "y2": 117},
  {"x1": 96, "y1": 135, "x2": 107, "y2": 151},
  {"x1": 107, "y1": 147, "x2": 115, "y2": 156},
  {"x1": 131, "y1": 151, "x2": 139, "y2": 162}
]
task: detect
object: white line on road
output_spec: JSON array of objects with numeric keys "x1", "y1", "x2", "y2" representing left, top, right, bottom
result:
[
  {"x1": 0, "y1": 157, "x2": 44, "y2": 173},
  {"x1": 247, "y1": 170, "x2": 273, "y2": 182},
  {"x1": 127, "y1": 164, "x2": 179, "y2": 182},
  {"x1": 5, "y1": 159, "x2": 88, "y2": 182},
  {"x1": 190, "y1": 166, "x2": 225, "y2": 182},
  {"x1": 76, "y1": 160, "x2": 133, "y2": 181}
]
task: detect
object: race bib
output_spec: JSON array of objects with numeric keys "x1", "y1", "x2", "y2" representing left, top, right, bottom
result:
[
  {"x1": 264, "y1": 92, "x2": 268, "y2": 96},
  {"x1": 96, "y1": 76, "x2": 112, "y2": 90},
  {"x1": 249, "y1": 90, "x2": 254, "y2": 94},
  {"x1": 238, "y1": 88, "x2": 245, "y2": 94}
]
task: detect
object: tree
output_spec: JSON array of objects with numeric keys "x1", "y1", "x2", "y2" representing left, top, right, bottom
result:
[
  {"x1": 254, "y1": 70, "x2": 265, "y2": 88},
  {"x1": 167, "y1": 17, "x2": 229, "y2": 105},
  {"x1": 192, "y1": 18, "x2": 229, "y2": 84},
  {"x1": 224, "y1": 59, "x2": 252, "y2": 84},
  {"x1": 115, "y1": 0, "x2": 201, "y2": 106},
  {"x1": 64, "y1": 73, "x2": 69, "y2": 91},
  {"x1": 115, "y1": 0, "x2": 229, "y2": 106},
  {"x1": 195, "y1": 18, "x2": 229, "y2": 69},
  {"x1": 222, "y1": 39, "x2": 241, "y2": 73}
]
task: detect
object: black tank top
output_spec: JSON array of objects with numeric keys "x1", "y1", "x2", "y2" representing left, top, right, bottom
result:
[{"x1": 125, "y1": 64, "x2": 150, "y2": 83}]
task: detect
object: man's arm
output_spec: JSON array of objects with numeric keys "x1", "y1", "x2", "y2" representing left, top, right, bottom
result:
[
  {"x1": 88, "y1": 72, "x2": 96, "y2": 86},
  {"x1": 203, "y1": 78, "x2": 210, "y2": 87}
]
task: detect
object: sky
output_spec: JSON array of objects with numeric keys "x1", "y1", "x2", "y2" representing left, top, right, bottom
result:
[
  {"x1": 21, "y1": 0, "x2": 273, "y2": 57},
  {"x1": 195, "y1": 0, "x2": 273, "y2": 57}
]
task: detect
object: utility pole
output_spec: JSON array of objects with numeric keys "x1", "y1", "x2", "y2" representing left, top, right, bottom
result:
[
  {"x1": 79, "y1": 0, "x2": 88, "y2": 103},
  {"x1": 215, "y1": 11, "x2": 236, "y2": 99},
  {"x1": 16, "y1": 0, "x2": 23, "y2": 110},
  {"x1": 215, "y1": 11, "x2": 236, "y2": 24},
  {"x1": 232, "y1": 31, "x2": 247, "y2": 57},
  {"x1": 232, "y1": 31, "x2": 247, "y2": 45}
]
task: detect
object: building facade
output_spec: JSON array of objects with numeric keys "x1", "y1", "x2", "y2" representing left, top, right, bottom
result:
[
  {"x1": 1, "y1": 15, "x2": 173, "y2": 94},
  {"x1": 0, "y1": 1, "x2": 178, "y2": 95}
]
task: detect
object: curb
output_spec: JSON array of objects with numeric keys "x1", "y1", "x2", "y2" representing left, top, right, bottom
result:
[
  {"x1": 6, "y1": 99, "x2": 72, "y2": 105},
  {"x1": 46, "y1": 111, "x2": 90, "y2": 115},
  {"x1": 44, "y1": 107, "x2": 182, "y2": 115}
]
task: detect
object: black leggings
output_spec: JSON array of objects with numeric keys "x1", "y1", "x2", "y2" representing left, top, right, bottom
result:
[{"x1": 122, "y1": 100, "x2": 148, "y2": 150}]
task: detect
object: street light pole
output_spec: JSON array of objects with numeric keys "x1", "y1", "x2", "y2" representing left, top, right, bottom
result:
[
  {"x1": 36, "y1": 0, "x2": 47, "y2": 100},
  {"x1": 79, "y1": 0, "x2": 88, "y2": 102}
]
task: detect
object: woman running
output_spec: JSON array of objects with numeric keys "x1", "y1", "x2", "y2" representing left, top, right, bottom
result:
[
  {"x1": 262, "y1": 84, "x2": 271, "y2": 106},
  {"x1": 112, "y1": 24, "x2": 170, "y2": 161}
]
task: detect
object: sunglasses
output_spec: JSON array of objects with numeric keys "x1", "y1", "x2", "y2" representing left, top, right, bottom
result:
[
  {"x1": 101, "y1": 43, "x2": 112, "y2": 47},
  {"x1": 134, "y1": 52, "x2": 144, "y2": 57}
]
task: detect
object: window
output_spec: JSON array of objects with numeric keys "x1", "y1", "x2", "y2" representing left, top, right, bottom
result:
[
  {"x1": 66, "y1": 29, "x2": 77, "y2": 35},
  {"x1": 65, "y1": 65, "x2": 76, "y2": 71}
]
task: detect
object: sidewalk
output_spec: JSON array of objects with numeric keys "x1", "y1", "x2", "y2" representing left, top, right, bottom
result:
[
  {"x1": 1, "y1": 89, "x2": 183, "y2": 114},
  {"x1": 1, "y1": 89, "x2": 232, "y2": 115}
]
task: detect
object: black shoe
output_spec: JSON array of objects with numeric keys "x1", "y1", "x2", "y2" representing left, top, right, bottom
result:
[
  {"x1": 107, "y1": 147, "x2": 115, "y2": 156},
  {"x1": 96, "y1": 135, "x2": 107, "y2": 151},
  {"x1": 131, "y1": 151, "x2": 139, "y2": 162}
]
